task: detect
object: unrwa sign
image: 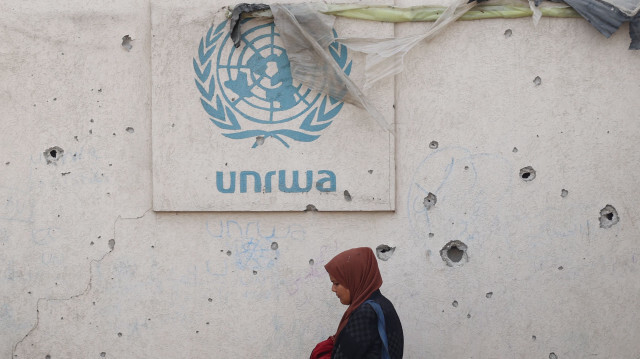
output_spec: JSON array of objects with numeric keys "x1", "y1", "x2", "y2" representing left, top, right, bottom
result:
[
  {"x1": 216, "y1": 170, "x2": 336, "y2": 193},
  {"x1": 194, "y1": 21, "x2": 351, "y2": 148},
  {"x1": 151, "y1": 7, "x2": 395, "y2": 211}
]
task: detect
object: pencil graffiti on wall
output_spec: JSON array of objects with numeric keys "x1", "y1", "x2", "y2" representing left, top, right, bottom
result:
[{"x1": 407, "y1": 147, "x2": 514, "y2": 244}]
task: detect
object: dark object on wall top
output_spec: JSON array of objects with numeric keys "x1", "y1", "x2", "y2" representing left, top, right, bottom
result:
[{"x1": 229, "y1": 3, "x2": 271, "y2": 48}]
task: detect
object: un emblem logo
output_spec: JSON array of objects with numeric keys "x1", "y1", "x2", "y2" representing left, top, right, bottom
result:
[{"x1": 193, "y1": 20, "x2": 352, "y2": 148}]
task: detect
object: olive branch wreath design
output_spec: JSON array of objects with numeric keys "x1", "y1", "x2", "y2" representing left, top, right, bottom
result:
[{"x1": 193, "y1": 20, "x2": 352, "y2": 148}]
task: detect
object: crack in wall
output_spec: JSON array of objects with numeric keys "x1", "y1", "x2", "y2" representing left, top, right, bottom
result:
[{"x1": 11, "y1": 208, "x2": 152, "y2": 358}]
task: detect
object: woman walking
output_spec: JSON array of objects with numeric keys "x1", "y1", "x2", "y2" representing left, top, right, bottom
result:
[{"x1": 311, "y1": 247, "x2": 404, "y2": 359}]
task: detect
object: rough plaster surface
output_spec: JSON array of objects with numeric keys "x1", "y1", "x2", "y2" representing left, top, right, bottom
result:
[{"x1": 1, "y1": 0, "x2": 640, "y2": 358}]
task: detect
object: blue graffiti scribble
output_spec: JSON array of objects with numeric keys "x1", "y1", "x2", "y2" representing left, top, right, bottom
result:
[{"x1": 206, "y1": 220, "x2": 306, "y2": 272}]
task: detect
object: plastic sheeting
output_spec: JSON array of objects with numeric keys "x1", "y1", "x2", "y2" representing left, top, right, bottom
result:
[
  {"x1": 229, "y1": 3, "x2": 271, "y2": 48},
  {"x1": 335, "y1": 0, "x2": 476, "y2": 89},
  {"x1": 560, "y1": 0, "x2": 640, "y2": 49},
  {"x1": 600, "y1": 0, "x2": 640, "y2": 16},
  {"x1": 528, "y1": 0, "x2": 543, "y2": 25},
  {"x1": 631, "y1": 17, "x2": 640, "y2": 49},
  {"x1": 321, "y1": 2, "x2": 579, "y2": 21},
  {"x1": 270, "y1": 0, "x2": 479, "y2": 132},
  {"x1": 233, "y1": 0, "x2": 639, "y2": 131},
  {"x1": 271, "y1": 3, "x2": 393, "y2": 133}
]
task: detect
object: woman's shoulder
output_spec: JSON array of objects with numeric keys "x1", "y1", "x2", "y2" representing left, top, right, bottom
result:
[
  {"x1": 350, "y1": 299, "x2": 378, "y2": 323},
  {"x1": 352, "y1": 291, "x2": 391, "y2": 315},
  {"x1": 366, "y1": 290, "x2": 397, "y2": 310}
]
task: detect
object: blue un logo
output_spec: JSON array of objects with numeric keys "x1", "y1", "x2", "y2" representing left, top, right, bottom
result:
[{"x1": 193, "y1": 20, "x2": 352, "y2": 148}]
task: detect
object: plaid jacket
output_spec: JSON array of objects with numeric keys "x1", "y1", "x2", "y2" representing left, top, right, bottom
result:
[{"x1": 332, "y1": 290, "x2": 404, "y2": 359}]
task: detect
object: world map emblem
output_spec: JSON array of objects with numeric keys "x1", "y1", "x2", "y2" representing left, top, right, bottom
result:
[{"x1": 193, "y1": 20, "x2": 352, "y2": 148}]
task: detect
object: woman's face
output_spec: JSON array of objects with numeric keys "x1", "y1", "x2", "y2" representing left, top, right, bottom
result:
[{"x1": 329, "y1": 275, "x2": 351, "y2": 305}]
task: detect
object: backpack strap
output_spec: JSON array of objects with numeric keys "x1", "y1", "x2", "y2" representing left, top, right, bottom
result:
[{"x1": 364, "y1": 300, "x2": 391, "y2": 359}]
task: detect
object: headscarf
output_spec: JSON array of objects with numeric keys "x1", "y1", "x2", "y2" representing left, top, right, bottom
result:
[{"x1": 324, "y1": 247, "x2": 383, "y2": 339}]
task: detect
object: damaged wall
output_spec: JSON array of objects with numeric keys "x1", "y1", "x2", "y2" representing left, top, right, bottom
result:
[{"x1": 1, "y1": 0, "x2": 640, "y2": 358}]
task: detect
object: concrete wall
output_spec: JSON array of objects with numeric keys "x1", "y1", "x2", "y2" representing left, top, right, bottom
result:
[{"x1": 2, "y1": 1, "x2": 640, "y2": 358}]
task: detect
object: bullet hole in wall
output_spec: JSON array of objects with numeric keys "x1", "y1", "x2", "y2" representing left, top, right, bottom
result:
[
  {"x1": 368, "y1": 170, "x2": 373, "y2": 174},
  {"x1": 512, "y1": 147, "x2": 518, "y2": 153},
  {"x1": 376, "y1": 245, "x2": 396, "y2": 261},
  {"x1": 549, "y1": 353, "x2": 558, "y2": 359},
  {"x1": 208, "y1": 298, "x2": 213, "y2": 302},
  {"x1": 486, "y1": 292, "x2": 493, "y2": 298},
  {"x1": 467, "y1": 313, "x2": 471, "y2": 319},
  {"x1": 253, "y1": 270, "x2": 258, "y2": 275},
  {"x1": 423, "y1": 192, "x2": 437, "y2": 210},
  {"x1": 558, "y1": 266, "x2": 564, "y2": 270},
  {"x1": 122, "y1": 35, "x2": 133, "y2": 51},
  {"x1": 226, "y1": 250, "x2": 232, "y2": 256},
  {"x1": 532, "y1": 335, "x2": 537, "y2": 341},
  {"x1": 533, "y1": 76, "x2": 542, "y2": 86},
  {"x1": 599, "y1": 204, "x2": 619, "y2": 228},
  {"x1": 452, "y1": 300, "x2": 458, "y2": 307},
  {"x1": 309, "y1": 259, "x2": 315, "y2": 265},
  {"x1": 108, "y1": 239, "x2": 115, "y2": 251},
  {"x1": 46, "y1": 355, "x2": 51, "y2": 359},
  {"x1": 561, "y1": 189, "x2": 568, "y2": 198},
  {"x1": 504, "y1": 29, "x2": 512, "y2": 38},
  {"x1": 428, "y1": 233, "x2": 434, "y2": 238},
  {"x1": 100, "y1": 352, "x2": 106, "y2": 357},
  {"x1": 44, "y1": 146, "x2": 64, "y2": 164},
  {"x1": 126, "y1": 127, "x2": 134, "y2": 133},
  {"x1": 440, "y1": 240, "x2": 468, "y2": 267},
  {"x1": 254, "y1": 136, "x2": 265, "y2": 147},
  {"x1": 117, "y1": 332, "x2": 122, "y2": 337},
  {"x1": 304, "y1": 204, "x2": 318, "y2": 212},
  {"x1": 271, "y1": 242, "x2": 278, "y2": 250},
  {"x1": 429, "y1": 141, "x2": 439, "y2": 149},
  {"x1": 344, "y1": 190, "x2": 352, "y2": 202},
  {"x1": 519, "y1": 166, "x2": 536, "y2": 181}
]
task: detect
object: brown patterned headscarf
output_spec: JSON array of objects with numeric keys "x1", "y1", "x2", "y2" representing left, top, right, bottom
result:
[{"x1": 324, "y1": 247, "x2": 383, "y2": 339}]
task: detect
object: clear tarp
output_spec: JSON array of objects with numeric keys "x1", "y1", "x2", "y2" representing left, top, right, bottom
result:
[
  {"x1": 271, "y1": 3, "x2": 393, "y2": 133},
  {"x1": 233, "y1": 0, "x2": 640, "y2": 130},
  {"x1": 270, "y1": 0, "x2": 475, "y2": 132}
]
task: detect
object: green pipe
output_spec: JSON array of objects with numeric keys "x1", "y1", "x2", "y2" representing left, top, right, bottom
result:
[
  {"x1": 322, "y1": 4, "x2": 580, "y2": 21},
  {"x1": 227, "y1": 3, "x2": 581, "y2": 22}
]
